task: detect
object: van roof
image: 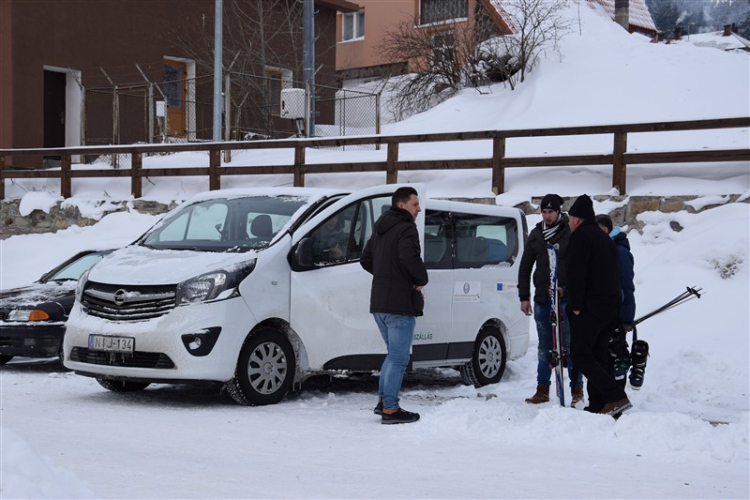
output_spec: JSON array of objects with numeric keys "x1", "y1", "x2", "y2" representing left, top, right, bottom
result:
[{"x1": 186, "y1": 187, "x2": 348, "y2": 204}]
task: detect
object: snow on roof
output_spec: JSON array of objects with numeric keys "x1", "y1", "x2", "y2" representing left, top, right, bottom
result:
[
  {"x1": 484, "y1": 0, "x2": 656, "y2": 35},
  {"x1": 587, "y1": 0, "x2": 657, "y2": 33},
  {"x1": 686, "y1": 31, "x2": 750, "y2": 52}
]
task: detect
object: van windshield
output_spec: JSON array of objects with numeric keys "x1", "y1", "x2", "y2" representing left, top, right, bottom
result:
[{"x1": 140, "y1": 195, "x2": 309, "y2": 252}]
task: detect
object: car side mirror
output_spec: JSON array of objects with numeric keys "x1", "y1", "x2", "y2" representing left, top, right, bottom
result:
[{"x1": 292, "y1": 237, "x2": 314, "y2": 270}]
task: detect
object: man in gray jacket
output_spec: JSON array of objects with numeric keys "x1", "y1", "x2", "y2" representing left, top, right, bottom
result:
[{"x1": 361, "y1": 186, "x2": 428, "y2": 424}]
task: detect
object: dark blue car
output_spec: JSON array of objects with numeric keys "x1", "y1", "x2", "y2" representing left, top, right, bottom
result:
[{"x1": 0, "y1": 250, "x2": 112, "y2": 364}]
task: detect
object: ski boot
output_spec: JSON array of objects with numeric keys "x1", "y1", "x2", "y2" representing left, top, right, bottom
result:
[
  {"x1": 629, "y1": 339, "x2": 649, "y2": 390},
  {"x1": 609, "y1": 330, "x2": 630, "y2": 382}
]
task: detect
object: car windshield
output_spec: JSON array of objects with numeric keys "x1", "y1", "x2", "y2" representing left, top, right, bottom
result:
[
  {"x1": 46, "y1": 252, "x2": 108, "y2": 281},
  {"x1": 140, "y1": 195, "x2": 309, "y2": 252}
]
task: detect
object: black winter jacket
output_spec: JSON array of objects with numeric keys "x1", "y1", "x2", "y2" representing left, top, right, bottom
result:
[
  {"x1": 565, "y1": 218, "x2": 621, "y2": 316},
  {"x1": 518, "y1": 217, "x2": 570, "y2": 304},
  {"x1": 360, "y1": 207, "x2": 429, "y2": 316}
]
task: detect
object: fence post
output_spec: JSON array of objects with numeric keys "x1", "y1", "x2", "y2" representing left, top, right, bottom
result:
[
  {"x1": 613, "y1": 132, "x2": 627, "y2": 194},
  {"x1": 386, "y1": 142, "x2": 399, "y2": 184},
  {"x1": 294, "y1": 145, "x2": 306, "y2": 187},
  {"x1": 491, "y1": 136, "x2": 506, "y2": 195},
  {"x1": 209, "y1": 148, "x2": 221, "y2": 191},
  {"x1": 61, "y1": 154, "x2": 72, "y2": 198},
  {"x1": 132, "y1": 152, "x2": 142, "y2": 198},
  {"x1": 0, "y1": 155, "x2": 5, "y2": 200}
]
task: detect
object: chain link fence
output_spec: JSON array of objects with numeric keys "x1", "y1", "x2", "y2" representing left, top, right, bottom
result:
[{"x1": 81, "y1": 68, "x2": 381, "y2": 167}]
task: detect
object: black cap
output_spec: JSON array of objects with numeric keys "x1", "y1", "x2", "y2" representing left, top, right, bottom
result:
[
  {"x1": 569, "y1": 194, "x2": 595, "y2": 220},
  {"x1": 540, "y1": 194, "x2": 564, "y2": 213}
]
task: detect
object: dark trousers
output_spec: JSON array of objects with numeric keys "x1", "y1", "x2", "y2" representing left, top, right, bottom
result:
[{"x1": 569, "y1": 306, "x2": 628, "y2": 410}]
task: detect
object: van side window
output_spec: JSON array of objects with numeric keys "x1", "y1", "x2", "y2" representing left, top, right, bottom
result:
[
  {"x1": 424, "y1": 210, "x2": 451, "y2": 270},
  {"x1": 308, "y1": 195, "x2": 392, "y2": 268},
  {"x1": 311, "y1": 204, "x2": 356, "y2": 265},
  {"x1": 453, "y1": 212, "x2": 518, "y2": 269}
]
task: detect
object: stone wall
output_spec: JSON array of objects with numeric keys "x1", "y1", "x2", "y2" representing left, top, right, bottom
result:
[
  {"x1": 1, "y1": 195, "x2": 747, "y2": 239},
  {"x1": 1, "y1": 200, "x2": 177, "y2": 239}
]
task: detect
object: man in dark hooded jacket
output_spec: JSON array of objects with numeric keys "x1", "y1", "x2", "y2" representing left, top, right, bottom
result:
[
  {"x1": 566, "y1": 194, "x2": 631, "y2": 417},
  {"x1": 597, "y1": 214, "x2": 637, "y2": 387},
  {"x1": 361, "y1": 186, "x2": 428, "y2": 424}
]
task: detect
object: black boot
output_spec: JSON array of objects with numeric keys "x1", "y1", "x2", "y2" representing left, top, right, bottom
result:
[
  {"x1": 609, "y1": 330, "x2": 630, "y2": 382},
  {"x1": 629, "y1": 340, "x2": 649, "y2": 389}
]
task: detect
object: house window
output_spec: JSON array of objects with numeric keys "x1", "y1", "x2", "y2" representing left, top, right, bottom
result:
[
  {"x1": 419, "y1": 0, "x2": 467, "y2": 26},
  {"x1": 342, "y1": 11, "x2": 365, "y2": 41},
  {"x1": 432, "y1": 31, "x2": 455, "y2": 67}
]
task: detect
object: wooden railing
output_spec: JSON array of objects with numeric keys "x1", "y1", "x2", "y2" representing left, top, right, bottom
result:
[{"x1": 1, "y1": 117, "x2": 748, "y2": 200}]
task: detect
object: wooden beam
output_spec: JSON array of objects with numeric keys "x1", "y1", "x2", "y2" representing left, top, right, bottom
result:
[
  {"x1": 492, "y1": 137, "x2": 506, "y2": 195},
  {"x1": 131, "y1": 152, "x2": 142, "y2": 198},
  {"x1": 209, "y1": 149, "x2": 221, "y2": 191},
  {"x1": 294, "y1": 146, "x2": 306, "y2": 187},
  {"x1": 386, "y1": 142, "x2": 399, "y2": 184},
  {"x1": 613, "y1": 132, "x2": 627, "y2": 194},
  {"x1": 0, "y1": 155, "x2": 5, "y2": 200},
  {"x1": 61, "y1": 154, "x2": 72, "y2": 198}
]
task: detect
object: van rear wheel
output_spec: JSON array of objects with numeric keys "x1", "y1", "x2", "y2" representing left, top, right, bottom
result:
[
  {"x1": 226, "y1": 328, "x2": 295, "y2": 406},
  {"x1": 96, "y1": 378, "x2": 151, "y2": 392},
  {"x1": 460, "y1": 325, "x2": 507, "y2": 388}
]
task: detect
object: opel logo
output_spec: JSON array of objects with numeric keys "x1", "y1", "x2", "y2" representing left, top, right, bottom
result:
[{"x1": 113, "y1": 289, "x2": 128, "y2": 306}]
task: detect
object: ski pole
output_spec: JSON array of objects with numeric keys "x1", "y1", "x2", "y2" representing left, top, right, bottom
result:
[{"x1": 633, "y1": 286, "x2": 703, "y2": 326}]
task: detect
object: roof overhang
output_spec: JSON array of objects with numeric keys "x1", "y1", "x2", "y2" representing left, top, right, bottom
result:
[{"x1": 316, "y1": 0, "x2": 359, "y2": 13}]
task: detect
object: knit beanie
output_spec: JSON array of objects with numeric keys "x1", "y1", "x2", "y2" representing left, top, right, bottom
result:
[
  {"x1": 568, "y1": 194, "x2": 595, "y2": 220},
  {"x1": 540, "y1": 194, "x2": 564, "y2": 214}
]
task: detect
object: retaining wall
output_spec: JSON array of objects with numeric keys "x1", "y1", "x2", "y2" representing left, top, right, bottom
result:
[{"x1": 1, "y1": 195, "x2": 746, "y2": 239}]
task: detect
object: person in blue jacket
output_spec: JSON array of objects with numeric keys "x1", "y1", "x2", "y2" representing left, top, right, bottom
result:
[{"x1": 596, "y1": 214, "x2": 636, "y2": 388}]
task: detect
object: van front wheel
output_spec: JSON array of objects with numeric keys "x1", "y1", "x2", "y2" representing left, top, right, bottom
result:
[
  {"x1": 226, "y1": 328, "x2": 295, "y2": 406},
  {"x1": 460, "y1": 325, "x2": 507, "y2": 388}
]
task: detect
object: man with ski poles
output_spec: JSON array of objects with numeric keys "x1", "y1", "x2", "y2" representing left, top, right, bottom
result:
[
  {"x1": 518, "y1": 194, "x2": 584, "y2": 407},
  {"x1": 566, "y1": 194, "x2": 631, "y2": 417}
]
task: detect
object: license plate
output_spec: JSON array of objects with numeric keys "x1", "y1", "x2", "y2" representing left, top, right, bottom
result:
[{"x1": 89, "y1": 335, "x2": 135, "y2": 353}]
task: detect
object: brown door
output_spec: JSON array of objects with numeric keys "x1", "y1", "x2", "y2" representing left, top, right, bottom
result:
[
  {"x1": 44, "y1": 70, "x2": 66, "y2": 161},
  {"x1": 163, "y1": 60, "x2": 187, "y2": 138}
]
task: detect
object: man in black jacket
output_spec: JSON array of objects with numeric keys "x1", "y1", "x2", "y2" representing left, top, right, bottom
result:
[
  {"x1": 566, "y1": 194, "x2": 631, "y2": 417},
  {"x1": 518, "y1": 194, "x2": 584, "y2": 406},
  {"x1": 361, "y1": 186, "x2": 428, "y2": 424}
]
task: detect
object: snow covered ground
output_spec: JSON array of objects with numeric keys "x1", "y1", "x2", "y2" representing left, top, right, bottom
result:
[{"x1": 1, "y1": 2, "x2": 748, "y2": 499}]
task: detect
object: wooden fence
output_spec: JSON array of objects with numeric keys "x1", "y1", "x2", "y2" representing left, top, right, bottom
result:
[{"x1": 1, "y1": 117, "x2": 748, "y2": 200}]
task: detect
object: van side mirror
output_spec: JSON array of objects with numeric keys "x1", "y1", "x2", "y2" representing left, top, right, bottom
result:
[{"x1": 293, "y1": 237, "x2": 314, "y2": 269}]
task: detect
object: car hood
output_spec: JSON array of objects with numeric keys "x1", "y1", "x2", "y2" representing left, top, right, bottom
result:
[
  {"x1": 0, "y1": 282, "x2": 76, "y2": 308},
  {"x1": 87, "y1": 245, "x2": 258, "y2": 286}
]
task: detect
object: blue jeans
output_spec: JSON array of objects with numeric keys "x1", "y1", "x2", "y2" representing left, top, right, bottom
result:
[
  {"x1": 534, "y1": 298, "x2": 583, "y2": 388},
  {"x1": 373, "y1": 312, "x2": 415, "y2": 410}
]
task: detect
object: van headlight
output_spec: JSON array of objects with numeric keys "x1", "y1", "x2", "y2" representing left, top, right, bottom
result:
[{"x1": 176, "y1": 262, "x2": 255, "y2": 305}]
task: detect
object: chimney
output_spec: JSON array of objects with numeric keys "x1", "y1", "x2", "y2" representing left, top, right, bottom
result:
[
  {"x1": 723, "y1": 24, "x2": 732, "y2": 36},
  {"x1": 615, "y1": 0, "x2": 630, "y2": 31}
]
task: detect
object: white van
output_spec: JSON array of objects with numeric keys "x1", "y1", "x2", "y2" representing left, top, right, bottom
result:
[{"x1": 63, "y1": 184, "x2": 529, "y2": 405}]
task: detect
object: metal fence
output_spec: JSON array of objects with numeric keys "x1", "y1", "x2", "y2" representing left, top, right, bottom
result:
[{"x1": 79, "y1": 68, "x2": 381, "y2": 168}]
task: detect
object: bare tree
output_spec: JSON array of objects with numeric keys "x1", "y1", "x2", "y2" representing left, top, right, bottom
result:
[
  {"x1": 170, "y1": 0, "x2": 337, "y2": 138},
  {"x1": 487, "y1": 0, "x2": 570, "y2": 87},
  {"x1": 379, "y1": 2, "x2": 505, "y2": 120}
]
